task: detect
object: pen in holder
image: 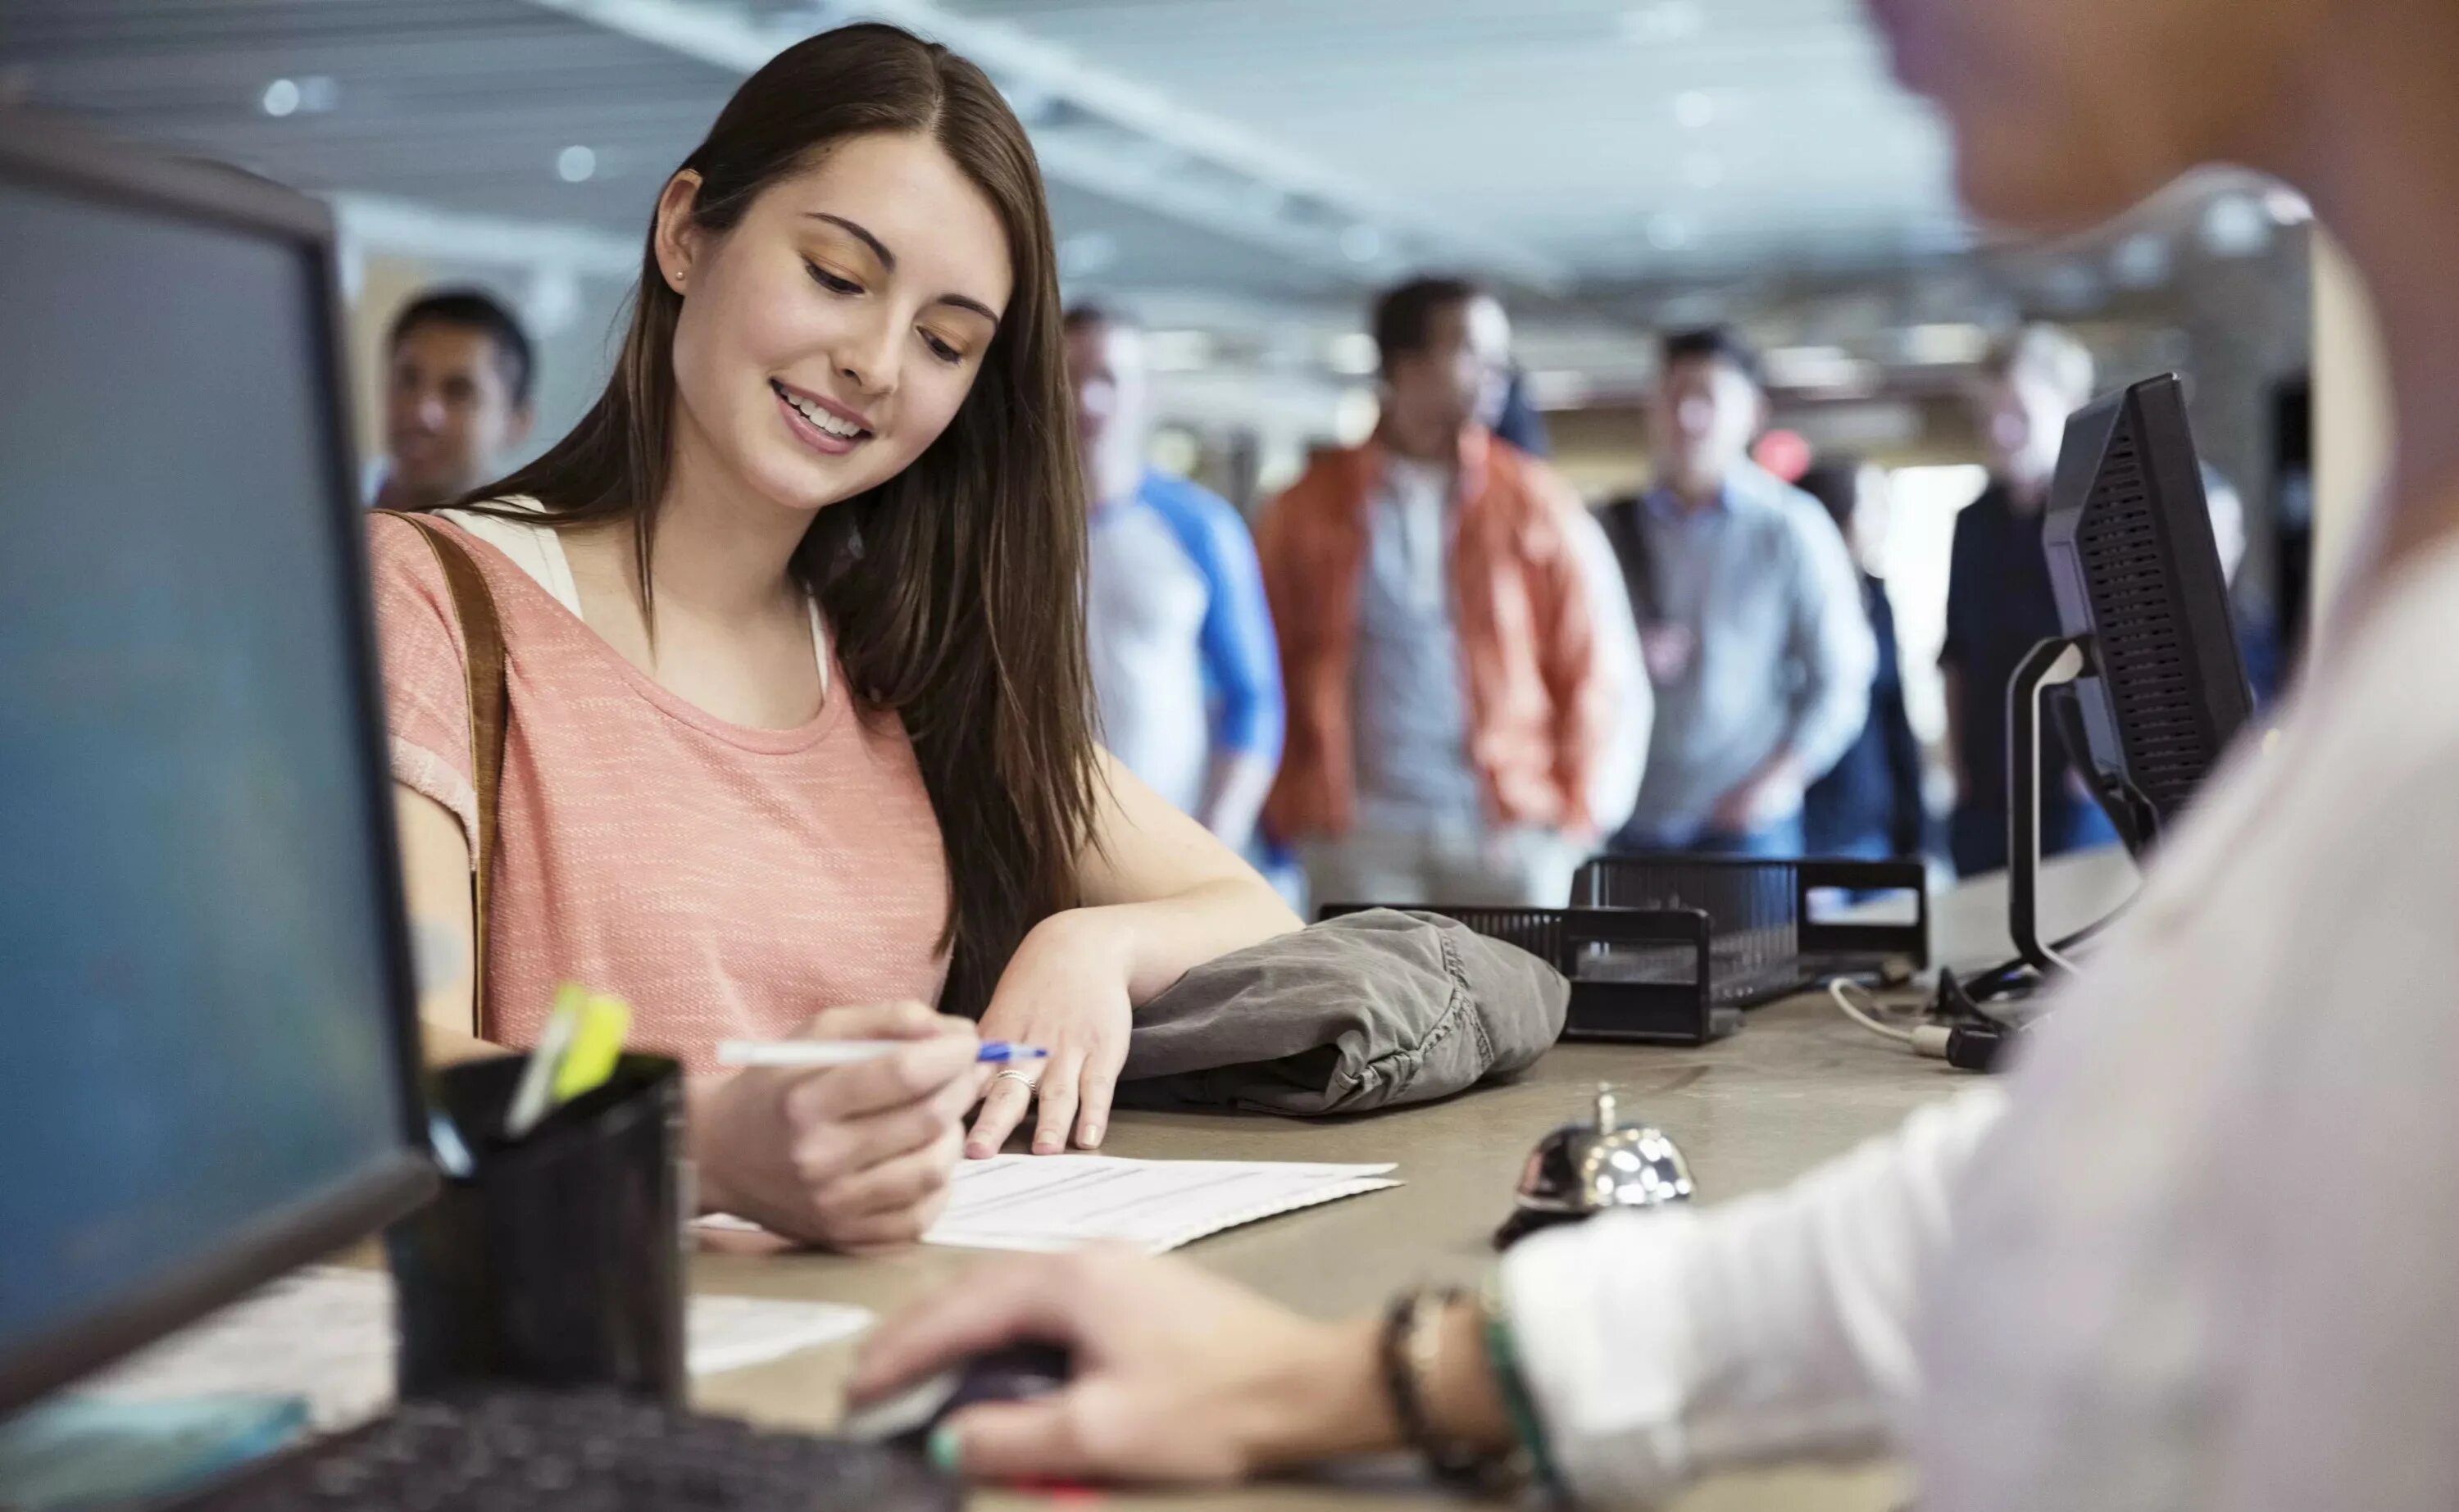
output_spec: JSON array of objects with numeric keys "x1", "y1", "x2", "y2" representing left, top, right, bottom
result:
[{"x1": 386, "y1": 1053, "x2": 686, "y2": 1404}]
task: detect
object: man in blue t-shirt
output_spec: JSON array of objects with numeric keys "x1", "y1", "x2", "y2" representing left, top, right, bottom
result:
[
  {"x1": 1940, "y1": 323, "x2": 2120, "y2": 876},
  {"x1": 1064, "y1": 306, "x2": 1284, "y2": 851}
]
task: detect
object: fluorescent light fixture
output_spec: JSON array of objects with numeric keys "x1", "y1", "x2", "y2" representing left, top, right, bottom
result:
[{"x1": 556, "y1": 145, "x2": 598, "y2": 183}]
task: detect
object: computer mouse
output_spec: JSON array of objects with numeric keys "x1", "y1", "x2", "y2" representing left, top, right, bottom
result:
[{"x1": 839, "y1": 1342, "x2": 1073, "y2": 1451}]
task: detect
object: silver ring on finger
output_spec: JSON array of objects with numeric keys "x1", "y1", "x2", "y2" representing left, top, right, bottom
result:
[{"x1": 990, "y1": 1067, "x2": 1039, "y2": 1096}]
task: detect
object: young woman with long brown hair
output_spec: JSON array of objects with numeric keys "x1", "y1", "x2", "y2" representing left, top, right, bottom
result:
[{"x1": 376, "y1": 24, "x2": 1297, "y2": 1251}]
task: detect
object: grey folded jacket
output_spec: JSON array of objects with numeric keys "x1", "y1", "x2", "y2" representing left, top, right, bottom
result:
[{"x1": 1115, "y1": 908, "x2": 1569, "y2": 1116}]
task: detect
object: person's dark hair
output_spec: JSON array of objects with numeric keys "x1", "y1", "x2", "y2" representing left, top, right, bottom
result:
[
  {"x1": 1061, "y1": 302, "x2": 1129, "y2": 334},
  {"x1": 1371, "y1": 275, "x2": 1487, "y2": 377},
  {"x1": 448, "y1": 23, "x2": 1098, "y2": 1023},
  {"x1": 1795, "y1": 455, "x2": 1869, "y2": 536},
  {"x1": 1660, "y1": 325, "x2": 1764, "y2": 389},
  {"x1": 389, "y1": 288, "x2": 535, "y2": 409}
]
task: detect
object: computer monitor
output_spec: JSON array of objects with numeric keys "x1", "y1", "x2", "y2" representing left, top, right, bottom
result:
[
  {"x1": 0, "y1": 117, "x2": 435, "y2": 1415},
  {"x1": 2005, "y1": 371, "x2": 2254, "y2": 970}
]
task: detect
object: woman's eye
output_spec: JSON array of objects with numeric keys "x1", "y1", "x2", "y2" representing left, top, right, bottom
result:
[
  {"x1": 920, "y1": 332, "x2": 964, "y2": 366},
  {"x1": 804, "y1": 261, "x2": 861, "y2": 296}
]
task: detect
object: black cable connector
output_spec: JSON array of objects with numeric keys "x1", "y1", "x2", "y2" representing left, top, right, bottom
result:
[{"x1": 1944, "y1": 1021, "x2": 2020, "y2": 1073}]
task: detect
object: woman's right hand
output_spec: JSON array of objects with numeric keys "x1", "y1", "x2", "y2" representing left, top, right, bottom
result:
[{"x1": 689, "y1": 1001, "x2": 988, "y2": 1252}]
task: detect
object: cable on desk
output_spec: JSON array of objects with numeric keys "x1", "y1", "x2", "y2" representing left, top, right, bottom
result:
[{"x1": 1829, "y1": 978, "x2": 1957, "y2": 1060}]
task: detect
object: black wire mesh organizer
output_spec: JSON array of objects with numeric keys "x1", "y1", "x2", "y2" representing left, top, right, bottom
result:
[{"x1": 1316, "y1": 856, "x2": 1928, "y2": 1048}]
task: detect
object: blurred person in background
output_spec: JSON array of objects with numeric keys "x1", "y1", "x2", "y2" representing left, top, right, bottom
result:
[
  {"x1": 1063, "y1": 305, "x2": 1284, "y2": 850},
  {"x1": 1797, "y1": 456, "x2": 1925, "y2": 860},
  {"x1": 1602, "y1": 328, "x2": 1874, "y2": 857},
  {"x1": 1256, "y1": 276, "x2": 1613, "y2": 909},
  {"x1": 368, "y1": 288, "x2": 534, "y2": 511},
  {"x1": 1940, "y1": 322, "x2": 2116, "y2": 875},
  {"x1": 1492, "y1": 354, "x2": 1653, "y2": 835},
  {"x1": 860, "y1": 0, "x2": 2459, "y2": 1501}
]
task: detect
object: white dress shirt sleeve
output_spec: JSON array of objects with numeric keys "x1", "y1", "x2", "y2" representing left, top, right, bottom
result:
[{"x1": 1501, "y1": 1087, "x2": 2008, "y2": 1506}]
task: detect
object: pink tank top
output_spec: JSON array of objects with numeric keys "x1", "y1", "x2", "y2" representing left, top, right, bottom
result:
[{"x1": 369, "y1": 512, "x2": 950, "y2": 1070}]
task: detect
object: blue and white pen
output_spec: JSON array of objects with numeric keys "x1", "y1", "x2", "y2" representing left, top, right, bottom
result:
[{"x1": 715, "y1": 1038, "x2": 1049, "y2": 1069}]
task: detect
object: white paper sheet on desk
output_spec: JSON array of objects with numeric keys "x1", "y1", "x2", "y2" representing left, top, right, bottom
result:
[
  {"x1": 921, "y1": 1156, "x2": 1401, "y2": 1254},
  {"x1": 80, "y1": 1266, "x2": 869, "y2": 1431}
]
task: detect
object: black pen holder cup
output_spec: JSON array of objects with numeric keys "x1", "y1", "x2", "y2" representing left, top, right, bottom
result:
[{"x1": 385, "y1": 1053, "x2": 687, "y2": 1404}]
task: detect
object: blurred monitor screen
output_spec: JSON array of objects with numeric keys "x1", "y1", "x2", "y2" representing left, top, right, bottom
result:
[{"x1": 0, "y1": 126, "x2": 430, "y2": 1413}]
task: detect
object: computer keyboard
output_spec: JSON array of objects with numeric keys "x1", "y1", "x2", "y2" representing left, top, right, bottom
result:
[{"x1": 184, "y1": 1387, "x2": 960, "y2": 1511}]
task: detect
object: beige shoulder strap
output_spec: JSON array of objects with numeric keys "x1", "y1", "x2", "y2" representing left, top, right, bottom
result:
[{"x1": 379, "y1": 511, "x2": 507, "y2": 1036}]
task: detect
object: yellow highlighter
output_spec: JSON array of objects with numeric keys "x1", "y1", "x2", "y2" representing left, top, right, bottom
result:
[
  {"x1": 504, "y1": 986, "x2": 634, "y2": 1141},
  {"x1": 552, "y1": 992, "x2": 633, "y2": 1105}
]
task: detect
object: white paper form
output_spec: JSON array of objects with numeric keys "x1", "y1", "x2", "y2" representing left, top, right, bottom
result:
[
  {"x1": 81, "y1": 1267, "x2": 870, "y2": 1430},
  {"x1": 922, "y1": 1156, "x2": 1401, "y2": 1254}
]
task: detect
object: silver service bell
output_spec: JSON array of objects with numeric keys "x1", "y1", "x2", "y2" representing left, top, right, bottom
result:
[{"x1": 1494, "y1": 1084, "x2": 1693, "y2": 1248}]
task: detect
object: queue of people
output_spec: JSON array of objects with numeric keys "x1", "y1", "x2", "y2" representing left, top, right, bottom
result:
[{"x1": 370, "y1": 285, "x2": 2107, "y2": 917}]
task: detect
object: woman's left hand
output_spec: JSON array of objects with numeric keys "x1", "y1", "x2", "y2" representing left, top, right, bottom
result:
[{"x1": 967, "y1": 910, "x2": 1133, "y2": 1156}]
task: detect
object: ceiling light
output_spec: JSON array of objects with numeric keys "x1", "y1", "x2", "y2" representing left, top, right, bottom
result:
[
  {"x1": 2262, "y1": 186, "x2": 2314, "y2": 225},
  {"x1": 1646, "y1": 213, "x2": 1695, "y2": 252},
  {"x1": 1620, "y1": 2, "x2": 1703, "y2": 43},
  {"x1": 2198, "y1": 193, "x2": 2273, "y2": 258},
  {"x1": 1327, "y1": 332, "x2": 1379, "y2": 376},
  {"x1": 1339, "y1": 225, "x2": 1383, "y2": 263},
  {"x1": 1058, "y1": 230, "x2": 1118, "y2": 280},
  {"x1": 1674, "y1": 91, "x2": 1717, "y2": 130},
  {"x1": 2111, "y1": 231, "x2": 2171, "y2": 288},
  {"x1": 260, "y1": 78, "x2": 301, "y2": 117},
  {"x1": 556, "y1": 145, "x2": 598, "y2": 184}
]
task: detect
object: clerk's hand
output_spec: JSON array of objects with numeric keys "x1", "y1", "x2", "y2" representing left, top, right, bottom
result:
[{"x1": 849, "y1": 1248, "x2": 1393, "y2": 1484}]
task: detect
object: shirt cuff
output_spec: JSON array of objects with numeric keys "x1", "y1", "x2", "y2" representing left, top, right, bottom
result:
[
  {"x1": 1502, "y1": 1210, "x2": 1706, "y2": 1507},
  {"x1": 389, "y1": 735, "x2": 480, "y2": 860}
]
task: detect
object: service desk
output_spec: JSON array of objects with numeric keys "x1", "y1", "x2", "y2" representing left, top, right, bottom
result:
[{"x1": 691, "y1": 851, "x2": 2138, "y2": 1510}]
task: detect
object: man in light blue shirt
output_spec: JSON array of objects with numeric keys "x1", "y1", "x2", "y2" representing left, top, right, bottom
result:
[
  {"x1": 1599, "y1": 328, "x2": 1874, "y2": 856},
  {"x1": 1065, "y1": 306, "x2": 1283, "y2": 851}
]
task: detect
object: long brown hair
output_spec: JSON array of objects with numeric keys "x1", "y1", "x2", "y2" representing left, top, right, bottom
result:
[{"x1": 455, "y1": 23, "x2": 1098, "y2": 1020}]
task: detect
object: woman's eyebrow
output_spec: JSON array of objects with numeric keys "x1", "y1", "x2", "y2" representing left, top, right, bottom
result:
[
  {"x1": 806, "y1": 212, "x2": 895, "y2": 269},
  {"x1": 806, "y1": 212, "x2": 1001, "y2": 327}
]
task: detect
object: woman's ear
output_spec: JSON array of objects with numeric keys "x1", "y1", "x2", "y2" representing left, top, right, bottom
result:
[{"x1": 651, "y1": 170, "x2": 704, "y2": 296}]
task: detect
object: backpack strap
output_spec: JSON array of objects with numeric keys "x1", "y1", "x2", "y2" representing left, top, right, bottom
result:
[
  {"x1": 1597, "y1": 493, "x2": 1660, "y2": 624},
  {"x1": 378, "y1": 511, "x2": 507, "y2": 1036}
]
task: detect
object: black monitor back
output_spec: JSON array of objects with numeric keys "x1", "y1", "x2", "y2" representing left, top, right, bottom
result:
[{"x1": 2043, "y1": 373, "x2": 2255, "y2": 844}]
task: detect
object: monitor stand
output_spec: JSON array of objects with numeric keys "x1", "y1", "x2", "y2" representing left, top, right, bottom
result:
[{"x1": 2007, "y1": 635, "x2": 2091, "y2": 976}]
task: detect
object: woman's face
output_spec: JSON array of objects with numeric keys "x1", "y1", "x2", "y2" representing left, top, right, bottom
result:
[
  {"x1": 1862, "y1": 0, "x2": 2323, "y2": 230},
  {"x1": 657, "y1": 131, "x2": 1013, "y2": 515}
]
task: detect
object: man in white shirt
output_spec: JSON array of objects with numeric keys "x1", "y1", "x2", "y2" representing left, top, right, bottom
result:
[{"x1": 850, "y1": 0, "x2": 2459, "y2": 1505}]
